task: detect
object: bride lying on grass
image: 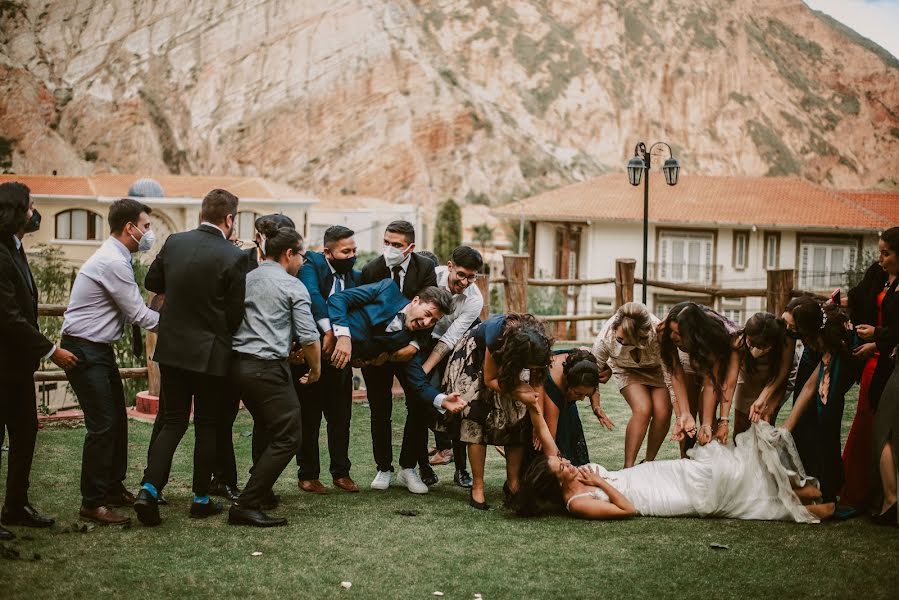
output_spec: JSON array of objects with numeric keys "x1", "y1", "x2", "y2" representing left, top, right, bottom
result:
[{"x1": 513, "y1": 386, "x2": 833, "y2": 522}]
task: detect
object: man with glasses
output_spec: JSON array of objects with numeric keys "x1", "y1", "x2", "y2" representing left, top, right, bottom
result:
[{"x1": 422, "y1": 246, "x2": 484, "y2": 488}]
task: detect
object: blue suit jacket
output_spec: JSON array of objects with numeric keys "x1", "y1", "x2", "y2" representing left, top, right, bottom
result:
[
  {"x1": 328, "y1": 279, "x2": 442, "y2": 405},
  {"x1": 297, "y1": 250, "x2": 360, "y2": 325}
]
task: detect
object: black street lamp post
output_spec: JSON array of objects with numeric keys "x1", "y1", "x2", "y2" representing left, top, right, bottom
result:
[{"x1": 627, "y1": 142, "x2": 681, "y2": 303}]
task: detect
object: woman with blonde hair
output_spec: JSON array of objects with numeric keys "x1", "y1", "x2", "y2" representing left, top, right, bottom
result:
[{"x1": 593, "y1": 302, "x2": 672, "y2": 468}]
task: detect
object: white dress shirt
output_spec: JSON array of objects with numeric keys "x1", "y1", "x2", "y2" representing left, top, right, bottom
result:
[
  {"x1": 317, "y1": 259, "x2": 345, "y2": 334},
  {"x1": 62, "y1": 238, "x2": 159, "y2": 343},
  {"x1": 391, "y1": 253, "x2": 411, "y2": 290},
  {"x1": 431, "y1": 266, "x2": 484, "y2": 349}
]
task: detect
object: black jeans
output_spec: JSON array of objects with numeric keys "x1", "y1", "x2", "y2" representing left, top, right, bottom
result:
[
  {"x1": 142, "y1": 364, "x2": 221, "y2": 496},
  {"x1": 0, "y1": 373, "x2": 38, "y2": 508},
  {"x1": 363, "y1": 364, "x2": 430, "y2": 471},
  {"x1": 62, "y1": 337, "x2": 128, "y2": 508},
  {"x1": 295, "y1": 361, "x2": 352, "y2": 480},
  {"x1": 234, "y1": 355, "x2": 301, "y2": 508}
]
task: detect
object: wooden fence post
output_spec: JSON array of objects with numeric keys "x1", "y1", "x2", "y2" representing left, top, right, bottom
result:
[
  {"x1": 766, "y1": 269, "x2": 794, "y2": 316},
  {"x1": 615, "y1": 258, "x2": 636, "y2": 308},
  {"x1": 503, "y1": 254, "x2": 529, "y2": 313},
  {"x1": 476, "y1": 273, "x2": 490, "y2": 321}
]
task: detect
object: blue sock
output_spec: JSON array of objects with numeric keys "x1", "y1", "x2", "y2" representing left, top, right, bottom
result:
[
  {"x1": 193, "y1": 495, "x2": 210, "y2": 504},
  {"x1": 141, "y1": 483, "x2": 158, "y2": 499}
]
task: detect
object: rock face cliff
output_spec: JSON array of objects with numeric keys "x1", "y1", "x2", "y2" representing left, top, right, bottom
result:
[{"x1": 1, "y1": 0, "x2": 897, "y2": 205}]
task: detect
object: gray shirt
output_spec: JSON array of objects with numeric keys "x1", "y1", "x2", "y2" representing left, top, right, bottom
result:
[
  {"x1": 232, "y1": 261, "x2": 319, "y2": 359},
  {"x1": 61, "y1": 238, "x2": 159, "y2": 343}
]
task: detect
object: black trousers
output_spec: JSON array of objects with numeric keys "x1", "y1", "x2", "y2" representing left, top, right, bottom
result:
[
  {"x1": 62, "y1": 338, "x2": 128, "y2": 508},
  {"x1": 0, "y1": 373, "x2": 38, "y2": 508},
  {"x1": 363, "y1": 364, "x2": 429, "y2": 471},
  {"x1": 234, "y1": 355, "x2": 301, "y2": 508},
  {"x1": 295, "y1": 361, "x2": 352, "y2": 480},
  {"x1": 213, "y1": 384, "x2": 240, "y2": 487},
  {"x1": 142, "y1": 364, "x2": 220, "y2": 496}
]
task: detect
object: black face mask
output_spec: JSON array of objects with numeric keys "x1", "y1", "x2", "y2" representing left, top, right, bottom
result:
[
  {"x1": 329, "y1": 255, "x2": 357, "y2": 275},
  {"x1": 24, "y1": 208, "x2": 41, "y2": 233}
]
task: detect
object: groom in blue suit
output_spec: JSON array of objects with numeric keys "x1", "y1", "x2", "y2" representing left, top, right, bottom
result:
[
  {"x1": 294, "y1": 225, "x2": 362, "y2": 494},
  {"x1": 328, "y1": 280, "x2": 467, "y2": 493}
]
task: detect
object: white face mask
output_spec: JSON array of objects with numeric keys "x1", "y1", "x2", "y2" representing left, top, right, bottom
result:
[
  {"x1": 749, "y1": 346, "x2": 770, "y2": 359},
  {"x1": 130, "y1": 225, "x2": 156, "y2": 253},
  {"x1": 383, "y1": 244, "x2": 408, "y2": 267},
  {"x1": 612, "y1": 340, "x2": 634, "y2": 354}
]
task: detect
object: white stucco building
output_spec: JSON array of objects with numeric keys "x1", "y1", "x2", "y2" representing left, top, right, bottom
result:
[{"x1": 493, "y1": 174, "x2": 898, "y2": 339}]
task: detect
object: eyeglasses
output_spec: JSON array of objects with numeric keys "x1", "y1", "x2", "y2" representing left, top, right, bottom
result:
[{"x1": 455, "y1": 271, "x2": 479, "y2": 283}]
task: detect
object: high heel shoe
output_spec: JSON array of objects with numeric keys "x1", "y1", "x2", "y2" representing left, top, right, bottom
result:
[
  {"x1": 469, "y1": 490, "x2": 490, "y2": 511},
  {"x1": 872, "y1": 503, "x2": 897, "y2": 526}
]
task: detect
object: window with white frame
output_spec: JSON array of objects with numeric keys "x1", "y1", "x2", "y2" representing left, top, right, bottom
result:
[
  {"x1": 235, "y1": 211, "x2": 259, "y2": 240},
  {"x1": 733, "y1": 231, "x2": 749, "y2": 270},
  {"x1": 55, "y1": 209, "x2": 103, "y2": 241},
  {"x1": 798, "y1": 237, "x2": 858, "y2": 289},
  {"x1": 658, "y1": 230, "x2": 715, "y2": 284},
  {"x1": 653, "y1": 295, "x2": 713, "y2": 320},
  {"x1": 764, "y1": 232, "x2": 780, "y2": 270},
  {"x1": 719, "y1": 296, "x2": 745, "y2": 326}
]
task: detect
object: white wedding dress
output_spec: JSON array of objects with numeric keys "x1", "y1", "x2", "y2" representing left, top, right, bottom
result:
[{"x1": 568, "y1": 422, "x2": 820, "y2": 523}]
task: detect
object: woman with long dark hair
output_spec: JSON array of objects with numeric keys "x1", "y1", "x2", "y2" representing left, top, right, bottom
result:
[
  {"x1": 658, "y1": 302, "x2": 741, "y2": 453},
  {"x1": 782, "y1": 301, "x2": 858, "y2": 505},
  {"x1": 538, "y1": 349, "x2": 613, "y2": 467},
  {"x1": 443, "y1": 313, "x2": 553, "y2": 510},
  {"x1": 841, "y1": 227, "x2": 899, "y2": 514},
  {"x1": 592, "y1": 302, "x2": 671, "y2": 467},
  {"x1": 513, "y1": 387, "x2": 829, "y2": 522},
  {"x1": 733, "y1": 312, "x2": 796, "y2": 439}
]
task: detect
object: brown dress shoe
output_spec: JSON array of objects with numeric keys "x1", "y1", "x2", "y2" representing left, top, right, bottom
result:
[
  {"x1": 332, "y1": 476, "x2": 360, "y2": 493},
  {"x1": 79, "y1": 505, "x2": 131, "y2": 525},
  {"x1": 104, "y1": 490, "x2": 136, "y2": 507},
  {"x1": 298, "y1": 479, "x2": 328, "y2": 494}
]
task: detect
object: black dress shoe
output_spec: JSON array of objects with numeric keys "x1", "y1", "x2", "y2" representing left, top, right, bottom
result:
[
  {"x1": 189, "y1": 500, "x2": 223, "y2": 519},
  {"x1": 872, "y1": 503, "x2": 897, "y2": 526},
  {"x1": 209, "y1": 482, "x2": 242, "y2": 503},
  {"x1": 157, "y1": 491, "x2": 168, "y2": 506},
  {"x1": 228, "y1": 504, "x2": 288, "y2": 527},
  {"x1": 0, "y1": 525, "x2": 15, "y2": 541},
  {"x1": 0, "y1": 504, "x2": 55, "y2": 528},
  {"x1": 133, "y1": 489, "x2": 161, "y2": 527},
  {"x1": 420, "y1": 466, "x2": 439, "y2": 487},
  {"x1": 454, "y1": 469, "x2": 473, "y2": 489}
]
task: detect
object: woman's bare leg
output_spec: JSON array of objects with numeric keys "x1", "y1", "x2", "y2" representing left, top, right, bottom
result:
[
  {"x1": 793, "y1": 483, "x2": 823, "y2": 504},
  {"x1": 879, "y1": 441, "x2": 897, "y2": 514},
  {"x1": 646, "y1": 386, "x2": 672, "y2": 462},
  {"x1": 679, "y1": 376, "x2": 701, "y2": 458},
  {"x1": 505, "y1": 446, "x2": 524, "y2": 493},
  {"x1": 468, "y1": 443, "x2": 487, "y2": 504},
  {"x1": 622, "y1": 384, "x2": 652, "y2": 468}
]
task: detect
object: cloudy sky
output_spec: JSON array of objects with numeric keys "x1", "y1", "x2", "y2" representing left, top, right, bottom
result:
[{"x1": 803, "y1": 0, "x2": 899, "y2": 58}]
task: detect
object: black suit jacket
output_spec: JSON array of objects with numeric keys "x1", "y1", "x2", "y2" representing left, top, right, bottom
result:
[
  {"x1": 360, "y1": 253, "x2": 438, "y2": 300},
  {"x1": 145, "y1": 225, "x2": 249, "y2": 377},
  {"x1": 0, "y1": 236, "x2": 53, "y2": 379}
]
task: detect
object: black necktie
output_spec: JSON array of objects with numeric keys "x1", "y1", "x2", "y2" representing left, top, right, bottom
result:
[{"x1": 392, "y1": 265, "x2": 402, "y2": 289}]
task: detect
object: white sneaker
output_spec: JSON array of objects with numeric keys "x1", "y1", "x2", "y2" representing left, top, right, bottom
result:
[
  {"x1": 370, "y1": 470, "x2": 393, "y2": 490},
  {"x1": 397, "y1": 468, "x2": 429, "y2": 494}
]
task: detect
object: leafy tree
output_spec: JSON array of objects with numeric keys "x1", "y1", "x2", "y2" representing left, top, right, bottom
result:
[
  {"x1": 472, "y1": 223, "x2": 494, "y2": 251},
  {"x1": 433, "y1": 198, "x2": 462, "y2": 262}
]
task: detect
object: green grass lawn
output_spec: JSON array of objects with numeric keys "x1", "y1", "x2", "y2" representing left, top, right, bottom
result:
[{"x1": 1, "y1": 384, "x2": 897, "y2": 599}]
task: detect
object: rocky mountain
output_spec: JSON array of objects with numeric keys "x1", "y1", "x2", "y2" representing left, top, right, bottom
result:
[{"x1": 1, "y1": 0, "x2": 897, "y2": 207}]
